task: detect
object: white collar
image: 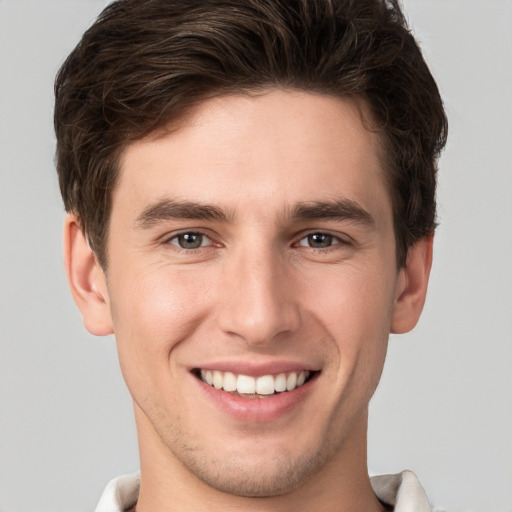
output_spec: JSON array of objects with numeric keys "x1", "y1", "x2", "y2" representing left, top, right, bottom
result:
[{"x1": 95, "y1": 469, "x2": 432, "y2": 512}]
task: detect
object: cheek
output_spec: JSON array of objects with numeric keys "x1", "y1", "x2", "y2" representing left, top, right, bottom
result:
[
  {"x1": 107, "y1": 266, "x2": 213, "y2": 385},
  {"x1": 111, "y1": 263, "x2": 209, "y2": 332},
  {"x1": 305, "y1": 263, "x2": 396, "y2": 393},
  {"x1": 307, "y1": 264, "x2": 396, "y2": 339}
]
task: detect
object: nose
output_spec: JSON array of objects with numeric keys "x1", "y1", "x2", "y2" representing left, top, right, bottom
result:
[{"x1": 216, "y1": 245, "x2": 301, "y2": 346}]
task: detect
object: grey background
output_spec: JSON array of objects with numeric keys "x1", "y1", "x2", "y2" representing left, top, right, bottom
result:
[{"x1": 1, "y1": 1, "x2": 511, "y2": 511}]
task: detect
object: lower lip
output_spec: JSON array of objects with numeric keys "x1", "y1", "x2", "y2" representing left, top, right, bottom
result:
[{"x1": 195, "y1": 374, "x2": 317, "y2": 422}]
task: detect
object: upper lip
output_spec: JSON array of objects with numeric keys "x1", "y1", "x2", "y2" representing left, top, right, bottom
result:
[{"x1": 190, "y1": 360, "x2": 320, "y2": 377}]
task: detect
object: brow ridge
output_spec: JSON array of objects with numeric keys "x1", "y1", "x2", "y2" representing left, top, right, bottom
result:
[
  {"x1": 135, "y1": 197, "x2": 375, "y2": 229},
  {"x1": 135, "y1": 199, "x2": 231, "y2": 228},
  {"x1": 291, "y1": 199, "x2": 375, "y2": 226}
]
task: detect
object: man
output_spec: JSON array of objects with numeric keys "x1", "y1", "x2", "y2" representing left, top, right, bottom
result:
[{"x1": 54, "y1": 0, "x2": 447, "y2": 510}]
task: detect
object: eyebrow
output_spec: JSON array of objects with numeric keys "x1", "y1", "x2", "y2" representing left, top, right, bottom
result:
[
  {"x1": 135, "y1": 197, "x2": 375, "y2": 229},
  {"x1": 135, "y1": 199, "x2": 231, "y2": 228},
  {"x1": 291, "y1": 199, "x2": 375, "y2": 227}
]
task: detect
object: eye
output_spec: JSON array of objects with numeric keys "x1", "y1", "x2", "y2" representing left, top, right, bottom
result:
[
  {"x1": 169, "y1": 232, "x2": 212, "y2": 249},
  {"x1": 297, "y1": 232, "x2": 341, "y2": 249}
]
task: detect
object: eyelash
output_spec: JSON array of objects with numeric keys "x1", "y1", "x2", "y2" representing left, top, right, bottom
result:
[
  {"x1": 294, "y1": 231, "x2": 351, "y2": 251},
  {"x1": 163, "y1": 230, "x2": 351, "y2": 253},
  {"x1": 165, "y1": 231, "x2": 215, "y2": 250}
]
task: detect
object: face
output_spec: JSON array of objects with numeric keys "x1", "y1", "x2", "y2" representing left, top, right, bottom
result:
[{"x1": 86, "y1": 90, "x2": 415, "y2": 496}]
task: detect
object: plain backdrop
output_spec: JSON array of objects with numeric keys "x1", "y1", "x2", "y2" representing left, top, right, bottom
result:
[{"x1": 1, "y1": 1, "x2": 511, "y2": 511}]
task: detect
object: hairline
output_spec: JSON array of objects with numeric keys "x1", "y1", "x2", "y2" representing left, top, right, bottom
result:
[{"x1": 94, "y1": 86, "x2": 404, "y2": 272}]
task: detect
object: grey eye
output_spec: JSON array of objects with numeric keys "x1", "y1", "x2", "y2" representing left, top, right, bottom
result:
[
  {"x1": 171, "y1": 232, "x2": 208, "y2": 249},
  {"x1": 299, "y1": 233, "x2": 334, "y2": 249}
]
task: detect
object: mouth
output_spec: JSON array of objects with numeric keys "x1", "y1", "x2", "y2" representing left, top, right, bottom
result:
[{"x1": 192, "y1": 368, "x2": 317, "y2": 398}]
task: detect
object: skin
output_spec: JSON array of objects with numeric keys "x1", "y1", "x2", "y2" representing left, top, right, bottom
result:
[{"x1": 65, "y1": 89, "x2": 432, "y2": 512}]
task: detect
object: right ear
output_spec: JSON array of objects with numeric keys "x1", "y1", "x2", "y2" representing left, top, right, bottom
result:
[{"x1": 63, "y1": 214, "x2": 114, "y2": 336}]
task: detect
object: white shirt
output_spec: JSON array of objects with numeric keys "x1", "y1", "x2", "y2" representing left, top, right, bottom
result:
[{"x1": 94, "y1": 470, "x2": 434, "y2": 511}]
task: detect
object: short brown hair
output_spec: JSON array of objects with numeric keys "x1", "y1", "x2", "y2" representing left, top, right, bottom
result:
[{"x1": 55, "y1": 0, "x2": 447, "y2": 268}]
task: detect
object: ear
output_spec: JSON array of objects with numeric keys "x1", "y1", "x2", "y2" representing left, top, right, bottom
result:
[
  {"x1": 391, "y1": 235, "x2": 434, "y2": 334},
  {"x1": 63, "y1": 214, "x2": 114, "y2": 336}
]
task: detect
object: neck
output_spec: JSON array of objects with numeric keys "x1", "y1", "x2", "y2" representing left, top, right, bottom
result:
[{"x1": 131, "y1": 405, "x2": 385, "y2": 512}]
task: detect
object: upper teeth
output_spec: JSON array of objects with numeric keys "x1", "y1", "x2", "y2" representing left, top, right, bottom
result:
[{"x1": 200, "y1": 370, "x2": 310, "y2": 395}]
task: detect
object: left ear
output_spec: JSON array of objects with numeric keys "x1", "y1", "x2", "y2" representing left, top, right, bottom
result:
[{"x1": 391, "y1": 235, "x2": 434, "y2": 334}]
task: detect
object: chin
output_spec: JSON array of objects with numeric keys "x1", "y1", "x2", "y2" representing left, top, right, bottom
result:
[{"x1": 174, "y1": 440, "x2": 333, "y2": 498}]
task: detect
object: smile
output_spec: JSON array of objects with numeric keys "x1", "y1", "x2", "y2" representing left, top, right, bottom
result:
[{"x1": 197, "y1": 369, "x2": 312, "y2": 397}]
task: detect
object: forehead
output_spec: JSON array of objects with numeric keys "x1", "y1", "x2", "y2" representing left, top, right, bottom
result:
[{"x1": 115, "y1": 89, "x2": 390, "y2": 222}]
